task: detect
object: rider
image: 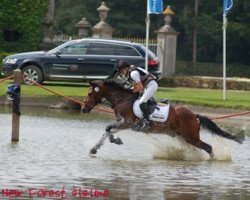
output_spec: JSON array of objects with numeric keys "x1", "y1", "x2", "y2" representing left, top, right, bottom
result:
[{"x1": 116, "y1": 60, "x2": 158, "y2": 131}]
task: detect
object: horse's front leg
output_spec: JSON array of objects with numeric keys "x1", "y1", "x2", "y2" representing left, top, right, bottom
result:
[
  {"x1": 106, "y1": 123, "x2": 123, "y2": 145},
  {"x1": 89, "y1": 123, "x2": 123, "y2": 155},
  {"x1": 90, "y1": 115, "x2": 130, "y2": 154},
  {"x1": 90, "y1": 131, "x2": 112, "y2": 154},
  {"x1": 107, "y1": 114, "x2": 135, "y2": 145}
]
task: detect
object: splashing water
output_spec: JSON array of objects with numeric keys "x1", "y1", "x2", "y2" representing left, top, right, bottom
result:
[{"x1": 129, "y1": 130, "x2": 232, "y2": 161}]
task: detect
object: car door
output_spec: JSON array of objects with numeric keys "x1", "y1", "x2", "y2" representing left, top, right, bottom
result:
[
  {"x1": 84, "y1": 42, "x2": 117, "y2": 79},
  {"x1": 43, "y1": 42, "x2": 90, "y2": 81}
]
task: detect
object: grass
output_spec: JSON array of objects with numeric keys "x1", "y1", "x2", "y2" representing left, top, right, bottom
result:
[
  {"x1": 157, "y1": 87, "x2": 250, "y2": 109},
  {"x1": 1, "y1": 80, "x2": 250, "y2": 110},
  {"x1": 1, "y1": 81, "x2": 89, "y2": 97}
]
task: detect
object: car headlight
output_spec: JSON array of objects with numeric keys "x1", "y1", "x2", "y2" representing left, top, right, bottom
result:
[{"x1": 4, "y1": 58, "x2": 18, "y2": 64}]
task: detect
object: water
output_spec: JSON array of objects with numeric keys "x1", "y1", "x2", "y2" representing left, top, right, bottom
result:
[{"x1": 0, "y1": 107, "x2": 249, "y2": 199}]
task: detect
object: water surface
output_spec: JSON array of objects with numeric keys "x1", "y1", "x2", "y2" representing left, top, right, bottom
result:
[{"x1": 0, "y1": 107, "x2": 249, "y2": 199}]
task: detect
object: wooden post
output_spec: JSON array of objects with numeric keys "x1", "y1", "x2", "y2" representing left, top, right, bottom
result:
[{"x1": 12, "y1": 69, "x2": 22, "y2": 142}]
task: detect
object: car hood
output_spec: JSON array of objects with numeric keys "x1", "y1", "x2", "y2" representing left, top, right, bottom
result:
[{"x1": 6, "y1": 51, "x2": 47, "y2": 60}]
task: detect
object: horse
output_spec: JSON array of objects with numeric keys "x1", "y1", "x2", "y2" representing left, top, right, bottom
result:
[{"x1": 81, "y1": 80, "x2": 245, "y2": 158}]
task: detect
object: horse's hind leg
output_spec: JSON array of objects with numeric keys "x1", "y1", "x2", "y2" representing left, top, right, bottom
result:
[
  {"x1": 198, "y1": 140, "x2": 214, "y2": 158},
  {"x1": 177, "y1": 110, "x2": 214, "y2": 158},
  {"x1": 184, "y1": 136, "x2": 214, "y2": 158},
  {"x1": 182, "y1": 133, "x2": 214, "y2": 158}
]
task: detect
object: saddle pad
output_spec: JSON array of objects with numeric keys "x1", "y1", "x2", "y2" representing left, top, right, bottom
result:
[{"x1": 133, "y1": 100, "x2": 170, "y2": 122}]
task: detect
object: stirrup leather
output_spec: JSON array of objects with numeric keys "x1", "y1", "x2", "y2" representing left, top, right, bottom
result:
[{"x1": 140, "y1": 118, "x2": 150, "y2": 131}]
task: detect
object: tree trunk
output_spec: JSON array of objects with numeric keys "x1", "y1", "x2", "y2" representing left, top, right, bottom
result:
[{"x1": 192, "y1": 0, "x2": 199, "y2": 63}]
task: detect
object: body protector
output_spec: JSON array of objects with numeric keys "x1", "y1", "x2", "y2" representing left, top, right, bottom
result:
[{"x1": 128, "y1": 67, "x2": 156, "y2": 87}]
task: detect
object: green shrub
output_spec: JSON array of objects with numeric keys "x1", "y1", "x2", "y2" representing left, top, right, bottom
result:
[
  {"x1": 176, "y1": 61, "x2": 250, "y2": 78},
  {"x1": 0, "y1": 52, "x2": 14, "y2": 62},
  {"x1": 0, "y1": 0, "x2": 48, "y2": 52}
]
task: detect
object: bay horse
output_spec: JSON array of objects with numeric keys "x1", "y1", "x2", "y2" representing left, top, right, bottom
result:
[{"x1": 81, "y1": 80, "x2": 245, "y2": 158}]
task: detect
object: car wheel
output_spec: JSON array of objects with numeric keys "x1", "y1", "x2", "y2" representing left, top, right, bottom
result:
[{"x1": 22, "y1": 65, "x2": 43, "y2": 85}]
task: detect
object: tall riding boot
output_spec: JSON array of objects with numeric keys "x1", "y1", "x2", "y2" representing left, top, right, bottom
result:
[{"x1": 139, "y1": 102, "x2": 150, "y2": 131}]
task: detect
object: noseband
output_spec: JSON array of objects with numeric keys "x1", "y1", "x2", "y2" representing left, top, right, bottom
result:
[{"x1": 85, "y1": 88, "x2": 103, "y2": 111}]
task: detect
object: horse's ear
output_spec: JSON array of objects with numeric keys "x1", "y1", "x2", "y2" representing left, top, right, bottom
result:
[
  {"x1": 88, "y1": 80, "x2": 102, "y2": 87},
  {"x1": 89, "y1": 80, "x2": 99, "y2": 87}
]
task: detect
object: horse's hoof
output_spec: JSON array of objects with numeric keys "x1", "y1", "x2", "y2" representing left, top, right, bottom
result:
[
  {"x1": 208, "y1": 152, "x2": 215, "y2": 161},
  {"x1": 90, "y1": 148, "x2": 97, "y2": 154},
  {"x1": 115, "y1": 137, "x2": 123, "y2": 145}
]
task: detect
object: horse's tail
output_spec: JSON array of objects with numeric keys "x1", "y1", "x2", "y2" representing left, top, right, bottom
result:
[{"x1": 196, "y1": 114, "x2": 245, "y2": 144}]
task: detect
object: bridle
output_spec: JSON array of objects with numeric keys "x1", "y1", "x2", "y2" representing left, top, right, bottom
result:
[{"x1": 84, "y1": 87, "x2": 102, "y2": 111}]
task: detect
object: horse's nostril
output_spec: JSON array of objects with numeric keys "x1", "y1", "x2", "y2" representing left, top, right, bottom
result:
[
  {"x1": 82, "y1": 108, "x2": 87, "y2": 113},
  {"x1": 81, "y1": 107, "x2": 90, "y2": 113}
]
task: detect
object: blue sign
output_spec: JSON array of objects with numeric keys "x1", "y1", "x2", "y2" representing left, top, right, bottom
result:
[
  {"x1": 223, "y1": 0, "x2": 233, "y2": 15},
  {"x1": 148, "y1": 0, "x2": 163, "y2": 14}
]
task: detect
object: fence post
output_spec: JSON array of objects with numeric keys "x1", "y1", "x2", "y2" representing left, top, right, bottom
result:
[
  {"x1": 12, "y1": 69, "x2": 22, "y2": 142},
  {"x1": 156, "y1": 6, "x2": 178, "y2": 77}
]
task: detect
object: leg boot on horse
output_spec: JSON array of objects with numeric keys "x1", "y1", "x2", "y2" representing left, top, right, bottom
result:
[{"x1": 139, "y1": 102, "x2": 150, "y2": 132}]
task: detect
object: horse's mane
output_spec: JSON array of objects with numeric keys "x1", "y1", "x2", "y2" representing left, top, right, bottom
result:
[
  {"x1": 90, "y1": 79, "x2": 140, "y2": 102},
  {"x1": 103, "y1": 79, "x2": 133, "y2": 93}
]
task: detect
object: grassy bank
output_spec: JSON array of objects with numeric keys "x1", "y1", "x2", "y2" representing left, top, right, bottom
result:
[
  {"x1": 176, "y1": 61, "x2": 250, "y2": 78},
  {"x1": 1, "y1": 80, "x2": 250, "y2": 110}
]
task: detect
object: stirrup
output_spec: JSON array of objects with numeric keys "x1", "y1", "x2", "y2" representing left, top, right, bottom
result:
[{"x1": 140, "y1": 118, "x2": 150, "y2": 132}]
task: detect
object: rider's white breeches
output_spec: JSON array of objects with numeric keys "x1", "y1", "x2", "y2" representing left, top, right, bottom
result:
[{"x1": 139, "y1": 80, "x2": 158, "y2": 104}]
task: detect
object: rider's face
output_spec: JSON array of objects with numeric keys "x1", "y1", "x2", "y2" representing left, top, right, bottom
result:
[{"x1": 120, "y1": 68, "x2": 128, "y2": 76}]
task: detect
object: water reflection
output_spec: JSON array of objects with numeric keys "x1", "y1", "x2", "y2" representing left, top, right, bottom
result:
[{"x1": 0, "y1": 106, "x2": 249, "y2": 199}]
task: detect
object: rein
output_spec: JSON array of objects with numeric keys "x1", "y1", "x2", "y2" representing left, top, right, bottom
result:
[
  {"x1": 105, "y1": 90, "x2": 139, "y2": 109},
  {"x1": 110, "y1": 93, "x2": 138, "y2": 105}
]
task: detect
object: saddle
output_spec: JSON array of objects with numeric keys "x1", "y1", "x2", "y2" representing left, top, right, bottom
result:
[
  {"x1": 133, "y1": 98, "x2": 170, "y2": 123},
  {"x1": 147, "y1": 98, "x2": 169, "y2": 114}
]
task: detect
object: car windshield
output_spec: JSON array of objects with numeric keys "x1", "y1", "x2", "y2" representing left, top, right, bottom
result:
[{"x1": 47, "y1": 40, "x2": 80, "y2": 55}]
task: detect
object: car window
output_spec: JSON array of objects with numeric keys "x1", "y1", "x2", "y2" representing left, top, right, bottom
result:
[
  {"x1": 114, "y1": 45, "x2": 140, "y2": 56},
  {"x1": 137, "y1": 44, "x2": 156, "y2": 57},
  {"x1": 59, "y1": 42, "x2": 89, "y2": 55},
  {"x1": 86, "y1": 43, "x2": 115, "y2": 55}
]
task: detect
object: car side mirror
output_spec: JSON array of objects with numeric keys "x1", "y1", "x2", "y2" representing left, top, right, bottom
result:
[{"x1": 55, "y1": 51, "x2": 62, "y2": 58}]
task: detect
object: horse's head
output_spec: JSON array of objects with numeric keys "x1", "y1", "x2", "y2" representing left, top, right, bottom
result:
[
  {"x1": 82, "y1": 79, "x2": 137, "y2": 113},
  {"x1": 81, "y1": 80, "x2": 104, "y2": 113}
]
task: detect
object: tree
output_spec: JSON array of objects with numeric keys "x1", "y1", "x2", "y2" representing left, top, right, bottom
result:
[
  {"x1": 1, "y1": 0, "x2": 249, "y2": 65},
  {"x1": 0, "y1": 0, "x2": 48, "y2": 52},
  {"x1": 54, "y1": 0, "x2": 163, "y2": 38}
]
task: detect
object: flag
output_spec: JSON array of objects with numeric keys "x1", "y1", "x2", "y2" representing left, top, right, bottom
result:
[
  {"x1": 148, "y1": 0, "x2": 163, "y2": 14},
  {"x1": 223, "y1": 0, "x2": 233, "y2": 15}
]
